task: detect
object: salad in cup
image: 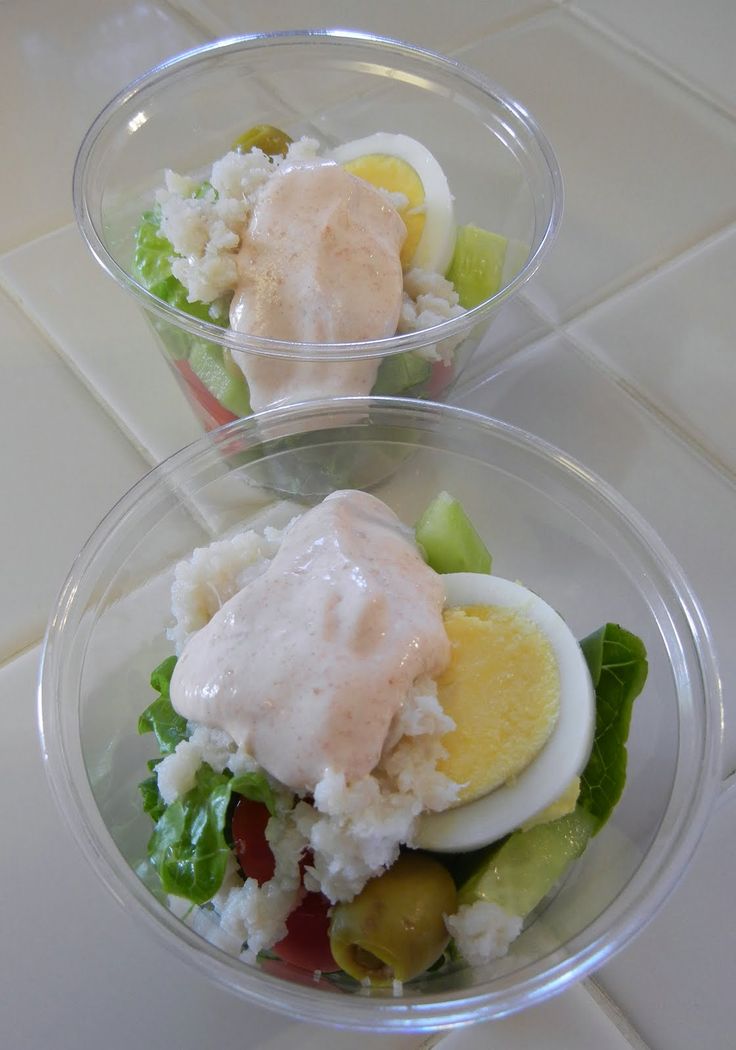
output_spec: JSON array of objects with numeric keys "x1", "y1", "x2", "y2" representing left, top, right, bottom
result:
[
  {"x1": 137, "y1": 488, "x2": 647, "y2": 987},
  {"x1": 133, "y1": 124, "x2": 515, "y2": 427}
]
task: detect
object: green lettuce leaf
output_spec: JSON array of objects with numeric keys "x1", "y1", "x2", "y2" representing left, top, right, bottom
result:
[
  {"x1": 133, "y1": 208, "x2": 230, "y2": 330},
  {"x1": 146, "y1": 763, "x2": 283, "y2": 904},
  {"x1": 230, "y1": 771, "x2": 279, "y2": 817},
  {"x1": 137, "y1": 649, "x2": 285, "y2": 904},
  {"x1": 148, "y1": 763, "x2": 234, "y2": 905},
  {"x1": 137, "y1": 656, "x2": 188, "y2": 755},
  {"x1": 139, "y1": 773, "x2": 166, "y2": 823},
  {"x1": 578, "y1": 623, "x2": 649, "y2": 830}
]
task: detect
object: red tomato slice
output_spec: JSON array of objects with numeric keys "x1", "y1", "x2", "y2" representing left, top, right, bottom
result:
[
  {"x1": 427, "y1": 359, "x2": 454, "y2": 399},
  {"x1": 230, "y1": 801, "x2": 338, "y2": 972},
  {"x1": 231, "y1": 797, "x2": 275, "y2": 886},
  {"x1": 273, "y1": 892, "x2": 340, "y2": 973},
  {"x1": 173, "y1": 359, "x2": 239, "y2": 431}
]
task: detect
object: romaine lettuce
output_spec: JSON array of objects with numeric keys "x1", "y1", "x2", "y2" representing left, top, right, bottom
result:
[{"x1": 138, "y1": 656, "x2": 282, "y2": 904}]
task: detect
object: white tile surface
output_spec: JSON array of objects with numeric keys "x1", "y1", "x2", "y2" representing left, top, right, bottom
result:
[
  {"x1": 0, "y1": 646, "x2": 423, "y2": 1050},
  {"x1": 435, "y1": 980, "x2": 642, "y2": 1049},
  {"x1": 597, "y1": 790, "x2": 736, "y2": 1050},
  {"x1": 0, "y1": 225, "x2": 204, "y2": 464},
  {"x1": 457, "y1": 335, "x2": 736, "y2": 775},
  {"x1": 452, "y1": 295, "x2": 552, "y2": 398},
  {"x1": 0, "y1": 289, "x2": 148, "y2": 660},
  {"x1": 458, "y1": 10, "x2": 736, "y2": 323},
  {"x1": 568, "y1": 224, "x2": 736, "y2": 475},
  {"x1": 570, "y1": 0, "x2": 736, "y2": 113},
  {"x1": 0, "y1": 0, "x2": 205, "y2": 252},
  {"x1": 170, "y1": 0, "x2": 552, "y2": 50}
]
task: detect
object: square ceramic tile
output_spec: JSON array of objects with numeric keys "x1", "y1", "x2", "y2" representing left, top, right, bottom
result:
[
  {"x1": 597, "y1": 790, "x2": 736, "y2": 1050},
  {"x1": 0, "y1": 289, "x2": 148, "y2": 660},
  {"x1": 568, "y1": 224, "x2": 736, "y2": 475},
  {"x1": 0, "y1": 649, "x2": 291, "y2": 1049},
  {"x1": 457, "y1": 334, "x2": 736, "y2": 773},
  {"x1": 165, "y1": 1, "x2": 554, "y2": 159},
  {"x1": 0, "y1": 0, "x2": 205, "y2": 252},
  {"x1": 170, "y1": 0, "x2": 552, "y2": 51},
  {"x1": 570, "y1": 0, "x2": 736, "y2": 113},
  {"x1": 451, "y1": 295, "x2": 552, "y2": 398},
  {"x1": 0, "y1": 226, "x2": 205, "y2": 464},
  {"x1": 432, "y1": 980, "x2": 644, "y2": 1049},
  {"x1": 457, "y1": 10, "x2": 736, "y2": 323}
]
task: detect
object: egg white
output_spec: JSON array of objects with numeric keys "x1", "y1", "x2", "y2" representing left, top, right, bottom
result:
[
  {"x1": 329, "y1": 131, "x2": 456, "y2": 274},
  {"x1": 414, "y1": 573, "x2": 595, "y2": 853}
]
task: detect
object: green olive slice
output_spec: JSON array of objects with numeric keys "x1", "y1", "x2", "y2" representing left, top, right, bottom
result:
[
  {"x1": 231, "y1": 124, "x2": 293, "y2": 157},
  {"x1": 329, "y1": 852, "x2": 457, "y2": 985}
]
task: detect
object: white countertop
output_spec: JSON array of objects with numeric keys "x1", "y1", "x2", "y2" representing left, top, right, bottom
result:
[{"x1": 1, "y1": 2, "x2": 734, "y2": 1047}]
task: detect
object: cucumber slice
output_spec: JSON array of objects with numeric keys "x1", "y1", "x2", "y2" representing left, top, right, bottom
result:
[
  {"x1": 414, "y1": 491, "x2": 491, "y2": 574},
  {"x1": 446, "y1": 224, "x2": 508, "y2": 309},
  {"x1": 372, "y1": 351, "x2": 431, "y2": 395},
  {"x1": 188, "y1": 341, "x2": 251, "y2": 417},
  {"x1": 458, "y1": 807, "x2": 597, "y2": 917}
]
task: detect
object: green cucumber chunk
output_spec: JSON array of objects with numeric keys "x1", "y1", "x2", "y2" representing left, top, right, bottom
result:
[
  {"x1": 458, "y1": 807, "x2": 597, "y2": 916},
  {"x1": 188, "y1": 341, "x2": 251, "y2": 417},
  {"x1": 445, "y1": 224, "x2": 508, "y2": 309},
  {"x1": 414, "y1": 491, "x2": 492, "y2": 574},
  {"x1": 372, "y1": 351, "x2": 431, "y2": 395}
]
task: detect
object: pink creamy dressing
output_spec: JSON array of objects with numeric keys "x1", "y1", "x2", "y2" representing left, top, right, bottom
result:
[
  {"x1": 229, "y1": 163, "x2": 406, "y2": 412},
  {"x1": 170, "y1": 490, "x2": 450, "y2": 791}
]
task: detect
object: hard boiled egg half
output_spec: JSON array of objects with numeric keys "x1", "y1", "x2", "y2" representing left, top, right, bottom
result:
[
  {"x1": 329, "y1": 132, "x2": 456, "y2": 273},
  {"x1": 415, "y1": 573, "x2": 596, "y2": 852}
]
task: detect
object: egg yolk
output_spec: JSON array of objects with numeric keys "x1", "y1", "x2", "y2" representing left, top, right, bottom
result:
[
  {"x1": 436, "y1": 605, "x2": 561, "y2": 803},
  {"x1": 342, "y1": 153, "x2": 425, "y2": 268}
]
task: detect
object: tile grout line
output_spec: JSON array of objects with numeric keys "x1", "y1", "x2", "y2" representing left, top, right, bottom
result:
[
  {"x1": 561, "y1": 325, "x2": 736, "y2": 491},
  {"x1": 537, "y1": 213, "x2": 736, "y2": 330},
  {"x1": 443, "y1": 0, "x2": 560, "y2": 52},
  {"x1": 167, "y1": 0, "x2": 561, "y2": 55},
  {"x1": 0, "y1": 636, "x2": 42, "y2": 676},
  {"x1": 559, "y1": 219, "x2": 736, "y2": 328},
  {"x1": 0, "y1": 276, "x2": 157, "y2": 469},
  {"x1": 585, "y1": 977, "x2": 654, "y2": 1050},
  {"x1": 158, "y1": 0, "x2": 224, "y2": 40},
  {"x1": 562, "y1": 3, "x2": 736, "y2": 123},
  {"x1": 454, "y1": 1, "x2": 735, "y2": 125}
]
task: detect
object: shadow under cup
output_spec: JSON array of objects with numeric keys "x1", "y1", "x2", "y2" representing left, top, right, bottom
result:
[
  {"x1": 39, "y1": 398, "x2": 721, "y2": 1030},
  {"x1": 73, "y1": 30, "x2": 563, "y2": 430}
]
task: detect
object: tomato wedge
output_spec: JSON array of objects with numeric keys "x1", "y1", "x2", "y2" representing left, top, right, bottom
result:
[
  {"x1": 231, "y1": 797, "x2": 275, "y2": 885},
  {"x1": 273, "y1": 892, "x2": 340, "y2": 973},
  {"x1": 427, "y1": 359, "x2": 453, "y2": 399},
  {"x1": 230, "y1": 799, "x2": 339, "y2": 972}
]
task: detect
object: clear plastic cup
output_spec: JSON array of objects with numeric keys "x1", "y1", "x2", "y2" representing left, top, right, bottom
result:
[
  {"x1": 73, "y1": 30, "x2": 562, "y2": 430},
  {"x1": 39, "y1": 398, "x2": 722, "y2": 1031}
]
